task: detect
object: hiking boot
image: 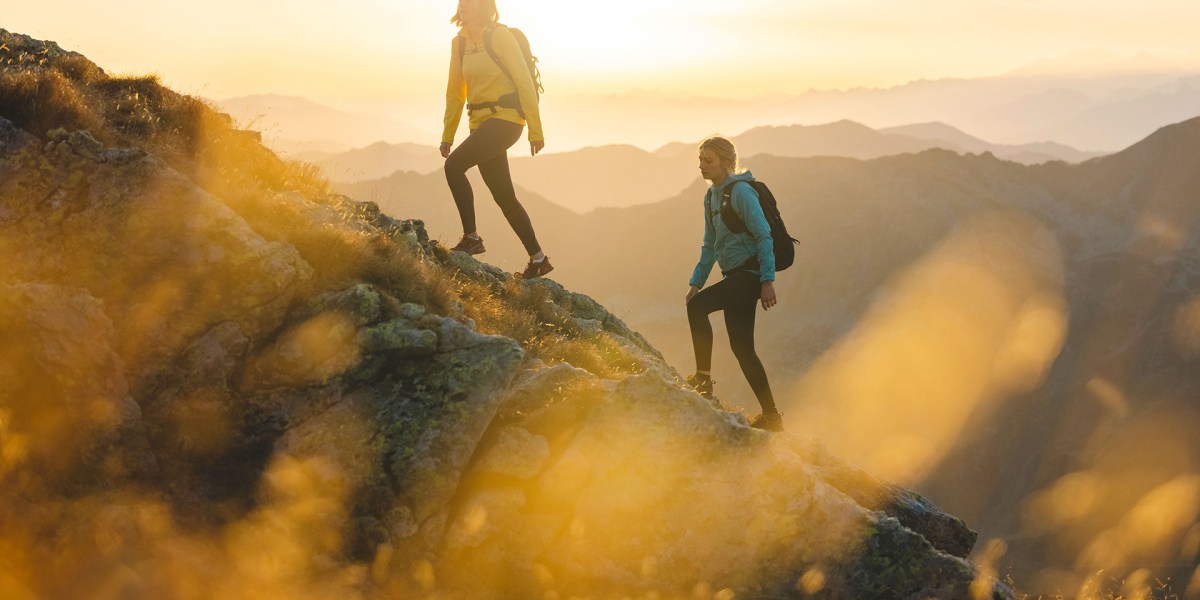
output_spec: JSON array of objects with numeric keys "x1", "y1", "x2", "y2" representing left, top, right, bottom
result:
[
  {"x1": 519, "y1": 256, "x2": 554, "y2": 279},
  {"x1": 749, "y1": 412, "x2": 784, "y2": 432},
  {"x1": 686, "y1": 374, "x2": 715, "y2": 401},
  {"x1": 451, "y1": 234, "x2": 486, "y2": 255}
]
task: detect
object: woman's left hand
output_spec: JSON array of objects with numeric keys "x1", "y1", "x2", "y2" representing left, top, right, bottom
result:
[
  {"x1": 531, "y1": 140, "x2": 545, "y2": 156},
  {"x1": 760, "y1": 281, "x2": 777, "y2": 310}
]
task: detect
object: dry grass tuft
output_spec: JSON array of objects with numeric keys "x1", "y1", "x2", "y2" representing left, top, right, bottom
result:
[
  {"x1": 0, "y1": 29, "x2": 328, "y2": 204},
  {"x1": 0, "y1": 67, "x2": 102, "y2": 136}
]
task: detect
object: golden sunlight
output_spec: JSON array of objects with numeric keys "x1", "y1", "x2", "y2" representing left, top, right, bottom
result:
[
  {"x1": 1078, "y1": 475, "x2": 1200, "y2": 573},
  {"x1": 496, "y1": 0, "x2": 736, "y2": 76},
  {"x1": 1020, "y1": 405, "x2": 1200, "y2": 596},
  {"x1": 787, "y1": 212, "x2": 1068, "y2": 485}
]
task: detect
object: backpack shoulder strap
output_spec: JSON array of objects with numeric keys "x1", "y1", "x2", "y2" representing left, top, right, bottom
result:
[
  {"x1": 457, "y1": 35, "x2": 466, "y2": 69},
  {"x1": 720, "y1": 181, "x2": 750, "y2": 233},
  {"x1": 483, "y1": 24, "x2": 516, "y2": 85},
  {"x1": 721, "y1": 181, "x2": 741, "y2": 199}
]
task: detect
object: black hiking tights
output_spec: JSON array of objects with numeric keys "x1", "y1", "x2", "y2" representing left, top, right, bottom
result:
[
  {"x1": 444, "y1": 118, "x2": 542, "y2": 255},
  {"x1": 687, "y1": 270, "x2": 777, "y2": 414}
]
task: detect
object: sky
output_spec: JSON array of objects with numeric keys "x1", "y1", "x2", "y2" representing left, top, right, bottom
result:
[
  {"x1": 6, "y1": 0, "x2": 1200, "y2": 150},
  {"x1": 8, "y1": 0, "x2": 1200, "y2": 101}
]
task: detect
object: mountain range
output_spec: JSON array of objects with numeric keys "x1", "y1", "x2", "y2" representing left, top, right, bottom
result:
[
  {"x1": 324, "y1": 120, "x2": 1105, "y2": 214},
  {"x1": 222, "y1": 71, "x2": 1200, "y2": 158},
  {"x1": 342, "y1": 117, "x2": 1200, "y2": 594},
  {"x1": 539, "y1": 73, "x2": 1200, "y2": 152}
]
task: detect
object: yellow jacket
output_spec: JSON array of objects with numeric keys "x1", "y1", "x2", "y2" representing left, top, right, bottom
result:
[{"x1": 442, "y1": 25, "x2": 544, "y2": 144}]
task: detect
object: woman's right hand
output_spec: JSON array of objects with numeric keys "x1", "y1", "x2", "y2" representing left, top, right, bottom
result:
[
  {"x1": 685, "y1": 285, "x2": 700, "y2": 304},
  {"x1": 439, "y1": 142, "x2": 452, "y2": 158}
]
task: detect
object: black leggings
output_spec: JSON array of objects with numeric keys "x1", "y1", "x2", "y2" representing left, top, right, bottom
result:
[
  {"x1": 687, "y1": 270, "x2": 777, "y2": 413},
  {"x1": 444, "y1": 118, "x2": 542, "y2": 255}
]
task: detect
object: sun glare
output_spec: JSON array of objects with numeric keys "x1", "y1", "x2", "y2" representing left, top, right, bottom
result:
[{"x1": 495, "y1": 0, "x2": 737, "y2": 83}]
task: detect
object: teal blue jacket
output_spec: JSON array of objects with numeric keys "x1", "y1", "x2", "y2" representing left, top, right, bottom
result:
[{"x1": 689, "y1": 171, "x2": 776, "y2": 288}]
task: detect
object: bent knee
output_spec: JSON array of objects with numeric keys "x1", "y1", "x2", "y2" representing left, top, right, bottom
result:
[{"x1": 444, "y1": 156, "x2": 469, "y2": 177}]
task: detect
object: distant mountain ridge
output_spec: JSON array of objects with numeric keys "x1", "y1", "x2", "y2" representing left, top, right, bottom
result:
[
  {"x1": 215, "y1": 71, "x2": 1200, "y2": 156},
  {"x1": 297, "y1": 141, "x2": 446, "y2": 182},
  {"x1": 878, "y1": 122, "x2": 1104, "y2": 163},
  {"x1": 216, "y1": 94, "x2": 434, "y2": 150},
  {"x1": 544, "y1": 72, "x2": 1200, "y2": 152},
  {"x1": 323, "y1": 120, "x2": 1103, "y2": 213}
]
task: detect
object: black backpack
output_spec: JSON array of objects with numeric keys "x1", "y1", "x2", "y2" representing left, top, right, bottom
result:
[
  {"x1": 459, "y1": 24, "x2": 543, "y2": 118},
  {"x1": 713, "y1": 180, "x2": 799, "y2": 271}
]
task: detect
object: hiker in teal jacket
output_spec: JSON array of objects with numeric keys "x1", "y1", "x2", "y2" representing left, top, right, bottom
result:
[
  {"x1": 688, "y1": 170, "x2": 777, "y2": 287},
  {"x1": 686, "y1": 136, "x2": 783, "y2": 431}
]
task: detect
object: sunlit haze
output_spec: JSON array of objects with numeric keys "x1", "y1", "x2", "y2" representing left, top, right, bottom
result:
[{"x1": 7, "y1": 0, "x2": 1200, "y2": 149}]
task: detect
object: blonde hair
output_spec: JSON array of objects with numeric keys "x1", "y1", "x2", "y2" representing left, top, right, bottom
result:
[
  {"x1": 451, "y1": 0, "x2": 500, "y2": 27},
  {"x1": 699, "y1": 135, "x2": 741, "y2": 177}
]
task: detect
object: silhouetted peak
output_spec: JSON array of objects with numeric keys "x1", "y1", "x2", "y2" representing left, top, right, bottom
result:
[{"x1": 1090, "y1": 114, "x2": 1200, "y2": 175}]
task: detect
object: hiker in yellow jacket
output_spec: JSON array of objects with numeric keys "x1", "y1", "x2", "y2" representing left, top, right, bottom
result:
[{"x1": 441, "y1": 0, "x2": 552, "y2": 279}]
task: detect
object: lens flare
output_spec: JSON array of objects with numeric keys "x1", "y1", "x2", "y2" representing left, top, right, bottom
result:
[
  {"x1": 1078, "y1": 475, "x2": 1200, "y2": 573},
  {"x1": 1023, "y1": 471, "x2": 1106, "y2": 535},
  {"x1": 798, "y1": 566, "x2": 827, "y2": 596},
  {"x1": 971, "y1": 539, "x2": 1008, "y2": 600},
  {"x1": 788, "y1": 212, "x2": 1067, "y2": 485}
]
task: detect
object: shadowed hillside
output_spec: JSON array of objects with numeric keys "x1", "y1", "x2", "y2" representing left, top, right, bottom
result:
[{"x1": 0, "y1": 29, "x2": 1012, "y2": 600}]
